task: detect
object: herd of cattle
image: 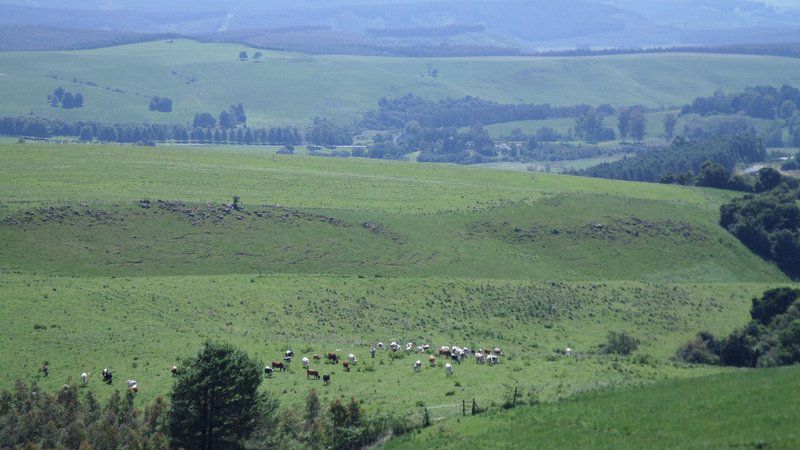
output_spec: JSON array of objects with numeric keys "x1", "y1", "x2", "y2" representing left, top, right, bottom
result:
[{"x1": 54, "y1": 342, "x2": 575, "y2": 392}]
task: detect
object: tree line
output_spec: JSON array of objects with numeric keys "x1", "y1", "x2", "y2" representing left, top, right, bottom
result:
[
  {"x1": 720, "y1": 174, "x2": 800, "y2": 279},
  {"x1": 681, "y1": 84, "x2": 800, "y2": 122},
  {"x1": 676, "y1": 288, "x2": 800, "y2": 367},
  {"x1": 577, "y1": 135, "x2": 766, "y2": 185}
]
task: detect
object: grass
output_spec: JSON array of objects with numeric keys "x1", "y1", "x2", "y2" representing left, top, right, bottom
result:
[
  {"x1": 0, "y1": 141, "x2": 792, "y2": 434},
  {"x1": 385, "y1": 365, "x2": 800, "y2": 449},
  {"x1": 2, "y1": 40, "x2": 800, "y2": 126}
]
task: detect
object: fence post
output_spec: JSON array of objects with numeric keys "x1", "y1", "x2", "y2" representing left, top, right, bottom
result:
[
  {"x1": 462, "y1": 399, "x2": 466, "y2": 416},
  {"x1": 513, "y1": 387, "x2": 518, "y2": 407},
  {"x1": 471, "y1": 398, "x2": 477, "y2": 415},
  {"x1": 423, "y1": 407, "x2": 430, "y2": 427}
]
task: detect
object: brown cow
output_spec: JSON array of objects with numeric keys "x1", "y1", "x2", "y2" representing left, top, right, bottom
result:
[
  {"x1": 428, "y1": 355, "x2": 436, "y2": 367},
  {"x1": 327, "y1": 352, "x2": 339, "y2": 364},
  {"x1": 272, "y1": 361, "x2": 286, "y2": 372},
  {"x1": 313, "y1": 354, "x2": 322, "y2": 363},
  {"x1": 342, "y1": 360, "x2": 350, "y2": 372},
  {"x1": 307, "y1": 369, "x2": 320, "y2": 380}
]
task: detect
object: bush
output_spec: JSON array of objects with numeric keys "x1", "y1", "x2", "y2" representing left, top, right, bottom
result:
[
  {"x1": 600, "y1": 331, "x2": 640, "y2": 355},
  {"x1": 675, "y1": 331, "x2": 720, "y2": 364}
]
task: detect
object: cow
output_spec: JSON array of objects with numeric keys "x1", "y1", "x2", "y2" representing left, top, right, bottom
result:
[
  {"x1": 342, "y1": 361, "x2": 350, "y2": 372},
  {"x1": 428, "y1": 355, "x2": 436, "y2": 367},
  {"x1": 327, "y1": 352, "x2": 339, "y2": 364},
  {"x1": 421, "y1": 344, "x2": 431, "y2": 352},
  {"x1": 81, "y1": 372, "x2": 88, "y2": 384},
  {"x1": 378, "y1": 342, "x2": 385, "y2": 350},
  {"x1": 313, "y1": 354, "x2": 322, "y2": 363},
  {"x1": 42, "y1": 363, "x2": 49, "y2": 378},
  {"x1": 285, "y1": 349, "x2": 294, "y2": 358},
  {"x1": 413, "y1": 360, "x2": 422, "y2": 372},
  {"x1": 445, "y1": 363, "x2": 454, "y2": 376},
  {"x1": 487, "y1": 355, "x2": 499, "y2": 366},
  {"x1": 307, "y1": 369, "x2": 320, "y2": 380},
  {"x1": 493, "y1": 347, "x2": 503, "y2": 356},
  {"x1": 416, "y1": 345, "x2": 424, "y2": 353},
  {"x1": 283, "y1": 355, "x2": 292, "y2": 363},
  {"x1": 405, "y1": 342, "x2": 414, "y2": 352},
  {"x1": 323, "y1": 374, "x2": 331, "y2": 386},
  {"x1": 439, "y1": 346, "x2": 451, "y2": 358},
  {"x1": 171, "y1": 366, "x2": 178, "y2": 377},
  {"x1": 348, "y1": 354, "x2": 357, "y2": 364},
  {"x1": 102, "y1": 369, "x2": 113, "y2": 384},
  {"x1": 131, "y1": 385, "x2": 138, "y2": 394},
  {"x1": 475, "y1": 353, "x2": 485, "y2": 365},
  {"x1": 370, "y1": 347, "x2": 376, "y2": 358},
  {"x1": 565, "y1": 347, "x2": 573, "y2": 356},
  {"x1": 264, "y1": 366, "x2": 274, "y2": 377},
  {"x1": 272, "y1": 361, "x2": 286, "y2": 372},
  {"x1": 390, "y1": 341, "x2": 399, "y2": 352},
  {"x1": 302, "y1": 357, "x2": 310, "y2": 368}
]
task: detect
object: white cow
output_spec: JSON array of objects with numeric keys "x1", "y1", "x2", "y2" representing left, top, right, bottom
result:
[
  {"x1": 445, "y1": 363, "x2": 454, "y2": 376},
  {"x1": 378, "y1": 342, "x2": 385, "y2": 349},
  {"x1": 127, "y1": 379, "x2": 137, "y2": 388},
  {"x1": 302, "y1": 357, "x2": 310, "y2": 368},
  {"x1": 348, "y1": 354, "x2": 357, "y2": 364},
  {"x1": 413, "y1": 360, "x2": 422, "y2": 372},
  {"x1": 416, "y1": 345, "x2": 424, "y2": 353},
  {"x1": 565, "y1": 347, "x2": 573, "y2": 356},
  {"x1": 475, "y1": 353, "x2": 485, "y2": 364},
  {"x1": 487, "y1": 355, "x2": 499, "y2": 366},
  {"x1": 390, "y1": 341, "x2": 399, "y2": 352},
  {"x1": 81, "y1": 372, "x2": 88, "y2": 384},
  {"x1": 405, "y1": 342, "x2": 414, "y2": 352}
]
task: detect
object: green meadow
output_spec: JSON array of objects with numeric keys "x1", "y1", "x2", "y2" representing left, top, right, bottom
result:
[
  {"x1": 0, "y1": 141, "x2": 791, "y2": 425},
  {"x1": 2, "y1": 40, "x2": 800, "y2": 126}
]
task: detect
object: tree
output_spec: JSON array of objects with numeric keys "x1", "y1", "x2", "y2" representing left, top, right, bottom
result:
[
  {"x1": 149, "y1": 97, "x2": 173, "y2": 113},
  {"x1": 53, "y1": 86, "x2": 65, "y2": 101},
  {"x1": 62, "y1": 92, "x2": 75, "y2": 109},
  {"x1": 239, "y1": 51, "x2": 248, "y2": 61},
  {"x1": 696, "y1": 160, "x2": 733, "y2": 189},
  {"x1": 169, "y1": 342, "x2": 269, "y2": 450},
  {"x1": 574, "y1": 108, "x2": 605, "y2": 142},
  {"x1": 253, "y1": 52, "x2": 263, "y2": 62},
  {"x1": 73, "y1": 92, "x2": 84, "y2": 108},
  {"x1": 193, "y1": 112, "x2": 217, "y2": 129},
  {"x1": 600, "y1": 331, "x2": 640, "y2": 355},
  {"x1": 755, "y1": 167, "x2": 783, "y2": 193},
  {"x1": 617, "y1": 107, "x2": 630, "y2": 142},
  {"x1": 629, "y1": 109, "x2": 646, "y2": 143},
  {"x1": 79, "y1": 126, "x2": 94, "y2": 142},
  {"x1": 663, "y1": 113, "x2": 677, "y2": 142}
]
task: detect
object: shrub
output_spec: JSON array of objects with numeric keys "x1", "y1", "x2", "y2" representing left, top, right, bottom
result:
[
  {"x1": 675, "y1": 331, "x2": 720, "y2": 364},
  {"x1": 601, "y1": 331, "x2": 640, "y2": 355}
]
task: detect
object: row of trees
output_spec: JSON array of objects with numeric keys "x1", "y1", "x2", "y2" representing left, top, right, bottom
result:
[
  {"x1": 720, "y1": 174, "x2": 800, "y2": 279},
  {"x1": 578, "y1": 135, "x2": 766, "y2": 184},
  {"x1": 0, "y1": 342, "x2": 403, "y2": 449},
  {"x1": 676, "y1": 288, "x2": 800, "y2": 367},
  {"x1": 193, "y1": 104, "x2": 248, "y2": 129},
  {"x1": 47, "y1": 87, "x2": 84, "y2": 109},
  {"x1": 681, "y1": 84, "x2": 800, "y2": 121}
]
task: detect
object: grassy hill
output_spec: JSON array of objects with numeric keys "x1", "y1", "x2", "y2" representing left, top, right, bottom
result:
[
  {"x1": 0, "y1": 141, "x2": 791, "y2": 423},
  {"x1": 2, "y1": 40, "x2": 800, "y2": 127},
  {"x1": 386, "y1": 365, "x2": 800, "y2": 449}
]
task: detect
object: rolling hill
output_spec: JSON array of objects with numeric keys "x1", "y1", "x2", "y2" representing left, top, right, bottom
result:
[
  {"x1": 2, "y1": 40, "x2": 800, "y2": 127},
  {"x1": 0, "y1": 141, "x2": 791, "y2": 419}
]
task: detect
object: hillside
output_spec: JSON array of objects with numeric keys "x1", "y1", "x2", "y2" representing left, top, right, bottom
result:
[
  {"x1": 0, "y1": 141, "x2": 790, "y2": 419},
  {"x1": 385, "y1": 365, "x2": 800, "y2": 449},
  {"x1": 2, "y1": 40, "x2": 800, "y2": 127}
]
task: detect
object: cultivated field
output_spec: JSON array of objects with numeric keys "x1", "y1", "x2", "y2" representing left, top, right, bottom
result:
[
  {"x1": 2, "y1": 40, "x2": 800, "y2": 126},
  {"x1": 0, "y1": 142, "x2": 790, "y2": 425}
]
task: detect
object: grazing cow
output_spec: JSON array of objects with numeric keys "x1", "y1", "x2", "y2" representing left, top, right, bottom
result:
[
  {"x1": 348, "y1": 354, "x2": 357, "y2": 364},
  {"x1": 306, "y1": 369, "x2": 320, "y2": 380},
  {"x1": 313, "y1": 354, "x2": 322, "y2": 363},
  {"x1": 285, "y1": 349, "x2": 294, "y2": 358},
  {"x1": 475, "y1": 353, "x2": 485, "y2": 365},
  {"x1": 127, "y1": 380, "x2": 137, "y2": 388},
  {"x1": 42, "y1": 363, "x2": 49, "y2": 377},
  {"x1": 416, "y1": 345, "x2": 424, "y2": 353},
  {"x1": 302, "y1": 357, "x2": 310, "y2": 368},
  {"x1": 390, "y1": 341, "x2": 399, "y2": 352},
  {"x1": 370, "y1": 347, "x2": 376, "y2": 358},
  {"x1": 445, "y1": 363, "x2": 454, "y2": 376},
  {"x1": 378, "y1": 342, "x2": 385, "y2": 350},
  {"x1": 463, "y1": 347, "x2": 472, "y2": 356},
  {"x1": 171, "y1": 366, "x2": 178, "y2": 377},
  {"x1": 327, "y1": 352, "x2": 339, "y2": 364},
  {"x1": 493, "y1": 347, "x2": 503, "y2": 356},
  {"x1": 565, "y1": 347, "x2": 572, "y2": 356},
  {"x1": 131, "y1": 385, "x2": 138, "y2": 394},
  {"x1": 413, "y1": 360, "x2": 422, "y2": 372},
  {"x1": 405, "y1": 342, "x2": 414, "y2": 352},
  {"x1": 428, "y1": 355, "x2": 436, "y2": 367},
  {"x1": 81, "y1": 372, "x2": 88, "y2": 384},
  {"x1": 264, "y1": 366, "x2": 274, "y2": 377},
  {"x1": 323, "y1": 374, "x2": 331, "y2": 386},
  {"x1": 422, "y1": 344, "x2": 430, "y2": 351},
  {"x1": 284, "y1": 355, "x2": 292, "y2": 363},
  {"x1": 487, "y1": 355, "x2": 499, "y2": 366},
  {"x1": 342, "y1": 361, "x2": 350, "y2": 372},
  {"x1": 452, "y1": 352, "x2": 461, "y2": 365},
  {"x1": 102, "y1": 369, "x2": 113, "y2": 384},
  {"x1": 272, "y1": 361, "x2": 286, "y2": 372}
]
